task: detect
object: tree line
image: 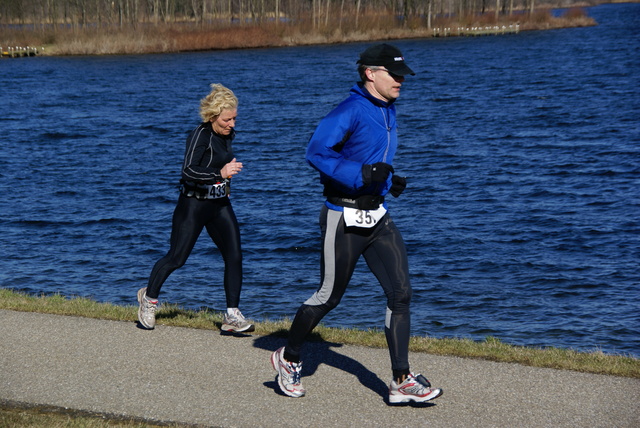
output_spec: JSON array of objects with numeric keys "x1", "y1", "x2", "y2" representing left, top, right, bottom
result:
[{"x1": 0, "y1": 0, "x2": 590, "y2": 30}]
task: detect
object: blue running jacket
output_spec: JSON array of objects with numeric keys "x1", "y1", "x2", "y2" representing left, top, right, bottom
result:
[{"x1": 306, "y1": 82, "x2": 397, "y2": 199}]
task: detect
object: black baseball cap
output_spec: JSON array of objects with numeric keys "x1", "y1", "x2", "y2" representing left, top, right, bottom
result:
[{"x1": 357, "y1": 43, "x2": 415, "y2": 76}]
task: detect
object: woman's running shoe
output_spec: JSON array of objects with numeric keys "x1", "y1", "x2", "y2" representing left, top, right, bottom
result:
[
  {"x1": 221, "y1": 308, "x2": 255, "y2": 333},
  {"x1": 137, "y1": 287, "x2": 158, "y2": 330}
]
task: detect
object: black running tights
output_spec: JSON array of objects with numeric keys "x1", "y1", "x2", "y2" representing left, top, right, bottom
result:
[
  {"x1": 146, "y1": 194, "x2": 242, "y2": 308},
  {"x1": 285, "y1": 205, "x2": 412, "y2": 372}
]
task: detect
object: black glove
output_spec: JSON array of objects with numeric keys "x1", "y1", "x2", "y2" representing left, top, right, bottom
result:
[
  {"x1": 390, "y1": 175, "x2": 407, "y2": 197},
  {"x1": 362, "y1": 162, "x2": 394, "y2": 185}
]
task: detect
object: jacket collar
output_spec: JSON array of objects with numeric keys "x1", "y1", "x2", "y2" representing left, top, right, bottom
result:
[{"x1": 351, "y1": 82, "x2": 396, "y2": 108}]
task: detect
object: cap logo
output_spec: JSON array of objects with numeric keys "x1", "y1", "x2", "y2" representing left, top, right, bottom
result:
[{"x1": 394, "y1": 56, "x2": 404, "y2": 62}]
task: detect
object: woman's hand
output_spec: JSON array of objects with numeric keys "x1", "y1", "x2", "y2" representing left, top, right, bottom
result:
[{"x1": 221, "y1": 158, "x2": 243, "y2": 178}]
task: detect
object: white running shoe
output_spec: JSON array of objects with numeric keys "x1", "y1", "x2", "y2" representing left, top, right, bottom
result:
[
  {"x1": 137, "y1": 287, "x2": 157, "y2": 329},
  {"x1": 270, "y1": 346, "x2": 305, "y2": 397},
  {"x1": 389, "y1": 373, "x2": 443, "y2": 404},
  {"x1": 221, "y1": 308, "x2": 255, "y2": 333}
]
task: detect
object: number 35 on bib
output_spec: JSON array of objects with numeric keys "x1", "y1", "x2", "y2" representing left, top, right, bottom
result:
[{"x1": 343, "y1": 206, "x2": 387, "y2": 228}]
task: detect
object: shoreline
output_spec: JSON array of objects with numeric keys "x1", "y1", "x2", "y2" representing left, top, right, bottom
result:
[{"x1": 1, "y1": 9, "x2": 597, "y2": 57}]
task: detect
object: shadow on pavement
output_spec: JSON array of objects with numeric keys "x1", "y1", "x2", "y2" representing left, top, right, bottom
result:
[{"x1": 254, "y1": 331, "x2": 389, "y2": 401}]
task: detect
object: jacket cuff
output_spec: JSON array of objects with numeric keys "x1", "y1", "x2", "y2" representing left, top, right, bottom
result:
[{"x1": 361, "y1": 164, "x2": 372, "y2": 186}]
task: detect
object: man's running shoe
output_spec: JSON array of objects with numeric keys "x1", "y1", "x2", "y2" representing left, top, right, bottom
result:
[
  {"x1": 137, "y1": 287, "x2": 158, "y2": 330},
  {"x1": 221, "y1": 308, "x2": 255, "y2": 333},
  {"x1": 270, "y1": 346, "x2": 305, "y2": 397},
  {"x1": 389, "y1": 373, "x2": 443, "y2": 404}
]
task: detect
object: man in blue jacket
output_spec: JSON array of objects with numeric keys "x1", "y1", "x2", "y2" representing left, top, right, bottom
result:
[{"x1": 271, "y1": 44, "x2": 443, "y2": 404}]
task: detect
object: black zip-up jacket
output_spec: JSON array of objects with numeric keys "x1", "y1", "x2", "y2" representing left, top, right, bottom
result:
[{"x1": 181, "y1": 122, "x2": 235, "y2": 184}]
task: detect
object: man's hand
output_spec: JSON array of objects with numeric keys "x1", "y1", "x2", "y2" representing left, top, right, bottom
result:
[{"x1": 389, "y1": 175, "x2": 407, "y2": 197}]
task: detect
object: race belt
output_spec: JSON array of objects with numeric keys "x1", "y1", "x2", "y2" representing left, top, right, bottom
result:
[
  {"x1": 327, "y1": 195, "x2": 386, "y2": 228},
  {"x1": 180, "y1": 180, "x2": 229, "y2": 200}
]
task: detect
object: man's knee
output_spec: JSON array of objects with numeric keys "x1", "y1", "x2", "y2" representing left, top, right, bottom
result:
[{"x1": 389, "y1": 286, "x2": 412, "y2": 312}]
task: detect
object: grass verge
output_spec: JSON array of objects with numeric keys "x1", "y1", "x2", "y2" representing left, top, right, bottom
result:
[{"x1": 0, "y1": 401, "x2": 183, "y2": 428}]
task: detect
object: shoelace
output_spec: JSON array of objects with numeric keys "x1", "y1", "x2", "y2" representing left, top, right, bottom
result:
[
  {"x1": 228, "y1": 310, "x2": 246, "y2": 322},
  {"x1": 402, "y1": 375, "x2": 430, "y2": 394},
  {"x1": 227, "y1": 315, "x2": 244, "y2": 325},
  {"x1": 289, "y1": 362, "x2": 302, "y2": 385},
  {"x1": 411, "y1": 381, "x2": 427, "y2": 394},
  {"x1": 143, "y1": 300, "x2": 157, "y2": 312}
]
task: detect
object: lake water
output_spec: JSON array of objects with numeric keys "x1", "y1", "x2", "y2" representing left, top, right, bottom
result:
[{"x1": 1, "y1": 3, "x2": 638, "y2": 357}]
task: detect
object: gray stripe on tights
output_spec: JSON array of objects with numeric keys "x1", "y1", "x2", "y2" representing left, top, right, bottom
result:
[{"x1": 304, "y1": 209, "x2": 341, "y2": 306}]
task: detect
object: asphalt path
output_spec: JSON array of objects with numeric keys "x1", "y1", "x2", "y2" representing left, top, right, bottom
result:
[{"x1": 1, "y1": 309, "x2": 638, "y2": 427}]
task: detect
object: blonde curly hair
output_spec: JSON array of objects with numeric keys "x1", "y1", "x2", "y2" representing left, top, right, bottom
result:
[{"x1": 199, "y1": 83, "x2": 238, "y2": 123}]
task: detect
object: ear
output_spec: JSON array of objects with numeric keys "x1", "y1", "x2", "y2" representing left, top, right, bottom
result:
[{"x1": 365, "y1": 68, "x2": 376, "y2": 81}]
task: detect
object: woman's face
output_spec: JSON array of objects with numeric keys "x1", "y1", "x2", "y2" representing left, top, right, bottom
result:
[{"x1": 211, "y1": 108, "x2": 237, "y2": 135}]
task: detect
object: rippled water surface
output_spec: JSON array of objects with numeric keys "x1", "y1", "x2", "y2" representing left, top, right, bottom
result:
[{"x1": 1, "y1": 3, "x2": 638, "y2": 356}]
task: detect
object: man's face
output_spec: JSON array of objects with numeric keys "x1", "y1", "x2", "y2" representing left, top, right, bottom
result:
[{"x1": 367, "y1": 67, "x2": 405, "y2": 102}]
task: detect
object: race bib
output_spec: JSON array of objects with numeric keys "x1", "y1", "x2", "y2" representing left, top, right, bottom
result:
[
  {"x1": 343, "y1": 206, "x2": 387, "y2": 228},
  {"x1": 206, "y1": 182, "x2": 227, "y2": 199}
]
